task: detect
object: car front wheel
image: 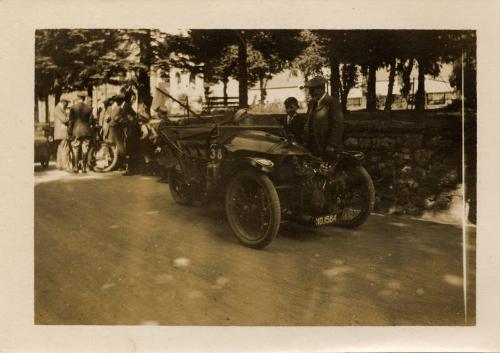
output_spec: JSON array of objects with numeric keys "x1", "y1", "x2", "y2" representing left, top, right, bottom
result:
[{"x1": 225, "y1": 169, "x2": 281, "y2": 249}]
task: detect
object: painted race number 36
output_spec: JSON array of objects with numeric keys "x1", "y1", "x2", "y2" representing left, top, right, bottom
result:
[{"x1": 209, "y1": 145, "x2": 223, "y2": 160}]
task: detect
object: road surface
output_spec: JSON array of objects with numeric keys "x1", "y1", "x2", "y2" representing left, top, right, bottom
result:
[{"x1": 34, "y1": 166, "x2": 476, "y2": 325}]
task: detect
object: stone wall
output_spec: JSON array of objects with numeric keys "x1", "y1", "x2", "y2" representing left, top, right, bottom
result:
[{"x1": 342, "y1": 113, "x2": 465, "y2": 216}]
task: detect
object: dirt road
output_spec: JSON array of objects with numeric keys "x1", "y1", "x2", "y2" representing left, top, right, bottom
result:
[{"x1": 34, "y1": 167, "x2": 476, "y2": 325}]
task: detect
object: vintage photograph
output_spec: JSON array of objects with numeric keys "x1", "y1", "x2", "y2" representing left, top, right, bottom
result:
[{"x1": 34, "y1": 29, "x2": 476, "y2": 326}]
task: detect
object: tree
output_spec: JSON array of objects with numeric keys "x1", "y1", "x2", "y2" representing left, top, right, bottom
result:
[
  {"x1": 341, "y1": 64, "x2": 358, "y2": 112},
  {"x1": 234, "y1": 29, "x2": 302, "y2": 108},
  {"x1": 211, "y1": 45, "x2": 239, "y2": 105},
  {"x1": 35, "y1": 29, "x2": 123, "y2": 104},
  {"x1": 169, "y1": 29, "x2": 303, "y2": 108},
  {"x1": 236, "y1": 31, "x2": 248, "y2": 107},
  {"x1": 403, "y1": 30, "x2": 447, "y2": 111},
  {"x1": 448, "y1": 31, "x2": 476, "y2": 110},
  {"x1": 249, "y1": 30, "x2": 303, "y2": 104},
  {"x1": 113, "y1": 29, "x2": 171, "y2": 110},
  {"x1": 167, "y1": 29, "x2": 234, "y2": 103},
  {"x1": 291, "y1": 30, "x2": 328, "y2": 82}
]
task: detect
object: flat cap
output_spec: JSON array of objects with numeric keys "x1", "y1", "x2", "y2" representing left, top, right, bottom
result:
[{"x1": 303, "y1": 76, "x2": 327, "y2": 88}]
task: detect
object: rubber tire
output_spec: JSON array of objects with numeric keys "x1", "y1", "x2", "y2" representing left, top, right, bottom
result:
[
  {"x1": 225, "y1": 169, "x2": 281, "y2": 249},
  {"x1": 93, "y1": 143, "x2": 119, "y2": 173},
  {"x1": 336, "y1": 166, "x2": 375, "y2": 229},
  {"x1": 168, "y1": 168, "x2": 193, "y2": 206}
]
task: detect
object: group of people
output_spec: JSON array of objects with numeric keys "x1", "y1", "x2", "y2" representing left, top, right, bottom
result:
[
  {"x1": 53, "y1": 88, "x2": 148, "y2": 175},
  {"x1": 281, "y1": 76, "x2": 344, "y2": 158}
]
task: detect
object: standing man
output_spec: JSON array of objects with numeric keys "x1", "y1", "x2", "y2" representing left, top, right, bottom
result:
[
  {"x1": 107, "y1": 94, "x2": 126, "y2": 164},
  {"x1": 302, "y1": 76, "x2": 344, "y2": 157},
  {"x1": 282, "y1": 97, "x2": 306, "y2": 143},
  {"x1": 121, "y1": 89, "x2": 140, "y2": 176},
  {"x1": 54, "y1": 98, "x2": 71, "y2": 170},
  {"x1": 68, "y1": 92, "x2": 93, "y2": 173}
]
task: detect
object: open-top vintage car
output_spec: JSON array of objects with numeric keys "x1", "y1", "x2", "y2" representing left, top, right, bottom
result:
[{"x1": 156, "y1": 109, "x2": 375, "y2": 249}]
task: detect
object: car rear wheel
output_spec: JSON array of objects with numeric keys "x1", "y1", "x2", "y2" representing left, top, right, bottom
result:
[
  {"x1": 225, "y1": 169, "x2": 281, "y2": 249},
  {"x1": 335, "y1": 166, "x2": 375, "y2": 228},
  {"x1": 169, "y1": 166, "x2": 194, "y2": 206}
]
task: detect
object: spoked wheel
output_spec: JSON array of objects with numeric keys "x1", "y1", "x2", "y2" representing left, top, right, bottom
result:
[
  {"x1": 93, "y1": 143, "x2": 119, "y2": 172},
  {"x1": 225, "y1": 169, "x2": 281, "y2": 249},
  {"x1": 169, "y1": 166, "x2": 193, "y2": 206},
  {"x1": 335, "y1": 166, "x2": 375, "y2": 228}
]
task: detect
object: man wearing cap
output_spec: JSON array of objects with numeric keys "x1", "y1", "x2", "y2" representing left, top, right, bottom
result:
[
  {"x1": 302, "y1": 76, "x2": 344, "y2": 157},
  {"x1": 54, "y1": 98, "x2": 71, "y2": 170},
  {"x1": 68, "y1": 92, "x2": 93, "y2": 173}
]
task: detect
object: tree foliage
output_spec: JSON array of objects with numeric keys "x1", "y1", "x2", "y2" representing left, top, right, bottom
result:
[
  {"x1": 35, "y1": 29, "x2": 122, "y2": 102},
  {"x1": 35, "y1": 29, "x2": 476, "y2": 113}
]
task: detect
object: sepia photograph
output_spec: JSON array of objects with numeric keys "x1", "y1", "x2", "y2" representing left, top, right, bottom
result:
[
  {"x1": 3, "y1": 0, "x2": 500, "y2": 352},
  {"x1": 33, "y1": 28, "x2": 476, "y2": 326}
]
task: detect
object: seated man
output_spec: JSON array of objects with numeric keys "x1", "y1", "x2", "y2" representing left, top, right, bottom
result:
[{"x1": 282, "y1": 97, "x2": 306, "y2": 144}]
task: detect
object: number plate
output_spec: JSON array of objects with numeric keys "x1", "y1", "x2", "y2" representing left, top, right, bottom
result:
[{"x1": 314, "y1": 214, "x2": 337, "y2": 226}]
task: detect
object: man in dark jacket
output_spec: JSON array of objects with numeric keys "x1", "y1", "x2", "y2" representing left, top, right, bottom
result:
[
  {"x1": 68, "y1": 92, "x2": 93, "y2": 173},
  {"x1": 302, "y1": 76, "x2": 344, "y2": 157},
  {"x1": 282, "y1": 97, "x2": 306, "y2": 143},
  {"x1": 121, "y1": 90, "x2": 140, "y2": 176}
]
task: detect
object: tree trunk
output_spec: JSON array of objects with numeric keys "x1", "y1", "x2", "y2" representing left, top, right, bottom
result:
[
  {"x1": 86, "y1": 86, "x2": 93, "y2": 99},
  {"x1": 400, "y1": 58, "x2": 414, "y2": 101},
  {"x1": 366, "y1": 64, "x2": 377, "y2": 111},
  {"x1": 415, "y1": 58, "x2": 426, "y2": 111},
  {"x1": 137, "y1": 70, "x2": 153, "y2": 110},
  {"x1": 43, "y1": 94, "x2": 50, "y2": 123},
  {"x1": 330, "y1": 56, "x2": 341, "y2": 101},
  {"x1": 341, "y1": 88, "x2": 348, "y2": 113},
  {"x1": 137, "y1": 30, "x2": 153, "y2": 111},
  {"x1": 385, "y1": 58, "x2": 397, "y2": 111},
  {"x1": 34, "y1": 97, "x2": 39, "y2": 123},
  {"x1": 259, "y1": 77, "x2": 267, "y2": 105},
  {"x1": 237, "y1": 31, "x2": 248, "y2": 108},
  {"x1": 222, "y1": 78, "x2": 228, "y2": 106},
  {"x1": 54, "y1": 87, "x2": 62, "y2": 105}
]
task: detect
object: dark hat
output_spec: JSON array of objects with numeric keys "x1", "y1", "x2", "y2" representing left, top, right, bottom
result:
[
  {"x1": 284, "y1": 97, "x2": 299, "y2": 107},
  {"x1": 302, "y1": 76, "x2": 327, "y2": 88},
  {"x1": 114, "y1": 94, "x2": 125, "y2": 104}
]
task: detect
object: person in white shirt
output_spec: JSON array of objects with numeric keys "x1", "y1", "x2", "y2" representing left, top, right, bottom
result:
[{"x1": 53, "y1": 98, "x2": 71, "y2": 170}]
